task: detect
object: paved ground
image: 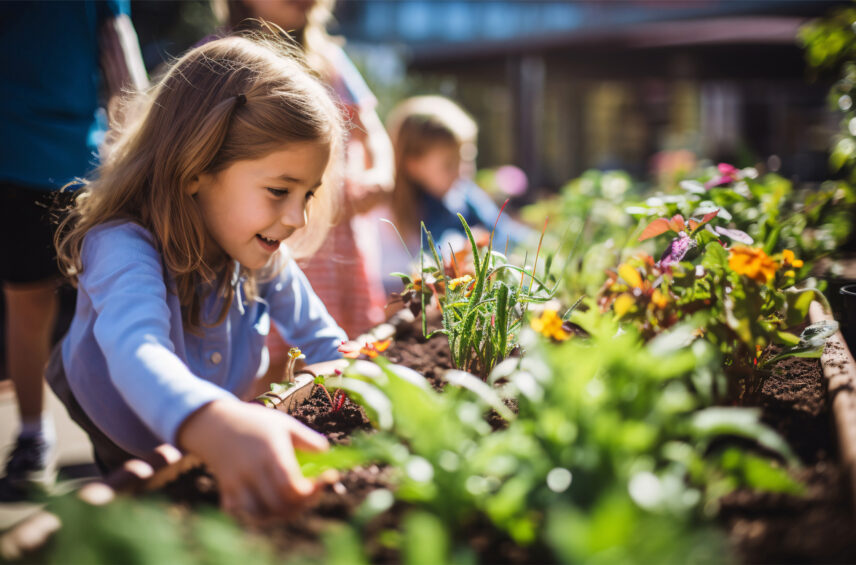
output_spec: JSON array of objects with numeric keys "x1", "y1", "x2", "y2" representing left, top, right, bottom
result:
[{"x1": 0, "y1": 380, "x2": 96, "y2": 531}]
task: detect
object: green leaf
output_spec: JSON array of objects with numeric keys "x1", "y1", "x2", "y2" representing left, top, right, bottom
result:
[
  {"x1": 458, "y1": 213, "x2": 482, "y2": 275},
  {"x1": 444, "y1": 369, "x2": 515, "y2": 421},
  {"x1": 390, "y1": 272, "x2": 413, "y2": 284},
  {"x1": 701, "y1": 241, "x2": 729, "y2": 273},
  {"x1": 764, "y1": 320, "x2": 839, "y2": 365},
  {"x1": 297, "y1": 445, "x2": 370, "y2": 477},
  {"x1": 324, "y1": 525, "x2": 370, "y2": 565},
  {"x1": 496, "y1": 282, "x2": 510, "y2": 359},
  {"x1": 403, "y1": 511, "x2": 449, "y2": 565},
  {"x1": 774, "y1": 331, "x2": 801, "y2": 347},
  {"x1": 718, "y1": 448, "x2": 804, "y2": 495},
  {"x1": 785, "y1": 289, "x2": 815, "y2": 326},
  {"x1": 690, "y1": 407, "x2": 798, "y2": 465}
]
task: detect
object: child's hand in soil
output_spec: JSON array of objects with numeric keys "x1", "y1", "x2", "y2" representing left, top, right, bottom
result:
[{"x1": 177, "y1": 399, "x2": 329, "y2": 519}]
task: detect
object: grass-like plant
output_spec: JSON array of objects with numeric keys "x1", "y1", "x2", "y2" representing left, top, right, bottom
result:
[{"x1": 395, "y1": 214, "x2": 554, "y2": 379}]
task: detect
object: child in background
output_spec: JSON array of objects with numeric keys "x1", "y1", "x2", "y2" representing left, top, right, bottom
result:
[
  {"x1": 217, "y1": 0, "x2": 394, "y2": 337},
  {"x1": 50, "y1": 33, "x2": 347, "y2": 519},
  {"x1": 380, "y1": 95, "x2": 531, "y2": 295}
]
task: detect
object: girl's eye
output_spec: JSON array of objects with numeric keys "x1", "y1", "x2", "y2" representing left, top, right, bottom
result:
[
  {"x1": 305, "y1": 192, "x2": 316, "y2": 201},
  {"x1": 267, "y1": 187, "x2": 288, "y2": 197}
]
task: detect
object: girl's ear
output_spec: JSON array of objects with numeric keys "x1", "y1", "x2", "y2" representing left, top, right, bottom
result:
[{"x1": 186, "y1": 175, "x2": 202, "y2": 196}]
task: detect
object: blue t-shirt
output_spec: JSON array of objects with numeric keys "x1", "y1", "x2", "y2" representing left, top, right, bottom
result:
[
  {"x1": 0, "y1": 0, "x2": 128, "y2": 189},
  {"x1": 62, "y1": 222, "x2": 346, "y2": 457}
]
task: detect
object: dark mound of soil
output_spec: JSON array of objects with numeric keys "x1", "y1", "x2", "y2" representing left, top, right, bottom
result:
[
  {"x1": 720, "y1": 354, "x2": 856, "y2": 563},
  {"x1": 292, "y1": 386, "x2": 373, "y2": 445}
]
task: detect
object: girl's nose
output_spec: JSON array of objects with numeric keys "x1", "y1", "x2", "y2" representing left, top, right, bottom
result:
[{"x1": 281, "y1": 199, "x2": 307, "y2": 230}]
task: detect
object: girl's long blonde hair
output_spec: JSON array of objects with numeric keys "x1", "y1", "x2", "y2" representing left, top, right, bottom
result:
[
  {"x1": 56, "y1": 32, "x2": 344, "y2": 331},
  {"x1": 386, "y1": 96, "x2": 478, "y2": 241}
]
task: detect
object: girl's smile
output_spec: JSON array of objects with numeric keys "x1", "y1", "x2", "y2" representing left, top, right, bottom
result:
[
  {"x1": 190, "y1": 142, "x2": 330, "y2": 270},
  {"x1": 256, "y1": 233, "x2": 283, "y2": 252}
]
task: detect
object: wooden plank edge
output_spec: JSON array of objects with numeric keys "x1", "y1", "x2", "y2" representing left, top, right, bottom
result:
[{"x1": 809, "y1": 300, "x2": 856, "y2": 512}]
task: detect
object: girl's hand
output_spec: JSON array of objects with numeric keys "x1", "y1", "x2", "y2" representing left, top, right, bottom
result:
[{"x1": 177, "y1": 399, "x2": 329, "y2": 520}]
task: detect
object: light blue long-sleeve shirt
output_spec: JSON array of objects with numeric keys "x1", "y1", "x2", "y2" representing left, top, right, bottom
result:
[{"x1": 61, "y1": 221, "x2": 346, "y2": 457}]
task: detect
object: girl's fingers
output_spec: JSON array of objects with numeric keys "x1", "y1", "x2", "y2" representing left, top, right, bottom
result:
[
  {"x1": 273, "y1": 441, "x2": 316, "y2": 499},
  {"x1": 287, "y1": 419, "x2": 330, "y2": 453},
  {"x1": 250, "y1": 471, "x2": 293, "y2": 519}
]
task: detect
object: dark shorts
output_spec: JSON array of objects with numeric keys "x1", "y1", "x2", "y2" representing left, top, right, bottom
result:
[{"x1": 0, "y1": 182, "x2": 75, "y2": 285}]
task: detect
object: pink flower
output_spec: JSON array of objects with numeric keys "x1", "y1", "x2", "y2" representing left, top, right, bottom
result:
[{"x1": 704, "y1": 163, "x2": 740, "y2": 189}]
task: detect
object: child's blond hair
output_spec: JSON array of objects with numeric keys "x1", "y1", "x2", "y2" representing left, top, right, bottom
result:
[
  {"x1": 385, "y1": 95, "x2": 477, "y2": 240},
  {"x1": 57, "y1": 32, "x2": 344, "y2": 332}
]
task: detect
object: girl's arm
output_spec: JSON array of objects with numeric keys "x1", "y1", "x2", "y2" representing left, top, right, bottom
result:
[
  {"x1": 82, "y1": 224, "x2": 328, "y2": 517},
  {"x1": 265, "y1": 254, "x2": 348, "y2": 364},
  {"x1": 81, "y1": 224, "x2": 236, "y2": 446}
]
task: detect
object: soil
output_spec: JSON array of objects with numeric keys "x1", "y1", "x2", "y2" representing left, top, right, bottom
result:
[
  {"x1": 155, "y1": 314, "x2": 856, "y2": 564},
  {"x1": 382, "y1": 311, "x2": 454, "y2": 391},
  {"x1": 719, "y1": 351, "x2": 856, "y2": 563}
]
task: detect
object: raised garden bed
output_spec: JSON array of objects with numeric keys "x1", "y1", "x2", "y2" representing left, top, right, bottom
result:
[{"x1": 5, "y1": 305, "x2": 856, "y2": 564}]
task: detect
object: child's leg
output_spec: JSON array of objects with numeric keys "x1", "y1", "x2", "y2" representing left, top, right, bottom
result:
[
  {"x1": 0, "y1": 184, "x2": 68, "y2": 493},
  {"x1": 4, "y1": 282, "x2": 58, "y2": 430}
]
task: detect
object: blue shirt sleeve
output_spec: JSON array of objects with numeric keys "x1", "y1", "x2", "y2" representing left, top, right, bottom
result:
[
  {"x1": 263, "y1": 252, "x2": 348, "y2": 363},
  {"x1": 79, "y1": 224, "x2": 236, "y2": 445}
]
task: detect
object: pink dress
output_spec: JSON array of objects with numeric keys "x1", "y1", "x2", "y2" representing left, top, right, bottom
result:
[{"x1": 277, "y1": 44, "x2": 386, "y2": 340}]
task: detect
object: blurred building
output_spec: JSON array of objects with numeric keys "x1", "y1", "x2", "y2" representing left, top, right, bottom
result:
[{"x1": 335, "y1": 0, "x2": 850, "y2": 190}]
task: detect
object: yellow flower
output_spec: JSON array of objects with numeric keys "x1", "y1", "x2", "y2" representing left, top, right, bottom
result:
[
  {"x1": 650, "y1": 289, "x2": 668, "y2": 310},
  {"x1": 728, "y1": 246, "x2": 778, "y2": 284},
  {"x1": 784, "y1": 270, "x2": 795, "y2": 278},
  {"x1": 618, "y1": 264, "x2": 643, "y2": 289},
  {"x1": 448, "y1": 274, "x2": 474, "y2": 291},
  {"x1": 288, "y1": 347, "x2": 305, "y2": 360},
  {"x1": 782, "y1": 249, "x2": 804, "y2": 269},
  {"x1": 531, "y1": 309, "x2": 570, "y2": 341},
  {"x1": 613, "y1": 294, "x2": 635, "y2": 318}
]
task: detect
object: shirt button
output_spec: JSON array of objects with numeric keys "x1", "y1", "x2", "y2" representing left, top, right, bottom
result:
[{"x1": 210, "y1": 352, "x2": 222, "y2": 365}]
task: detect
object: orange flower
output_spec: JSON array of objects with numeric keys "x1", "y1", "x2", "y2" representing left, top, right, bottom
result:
[
  {"x1": 781, "y1": 249, "x2": 804, "y2": 269},
  {"x1": 530, "y1": 309, "x2": 570, "y2": 341},
  {"x1": 611, "y1": 261, "x2": 669, "y2": 316},
  {"x1": 728, "y1": 246, "x2": 778, "y2": 284},
  {"x1": 650, "y1": 289, "x2": 668, "y2": 309},
  {"x1": 338, "y1": 338, "x2": 392, "y2": 359}
]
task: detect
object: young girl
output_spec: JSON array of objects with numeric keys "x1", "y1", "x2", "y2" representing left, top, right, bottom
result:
[
  {"x1": 216, "y1": 0, "x2": 394, "y2": 337},
  {"x1": 49, "y1": 33, "x2": 348, "y2": 518},
  {"x1": 379, "y1": 96, "x2": 531, "y2": 294}
]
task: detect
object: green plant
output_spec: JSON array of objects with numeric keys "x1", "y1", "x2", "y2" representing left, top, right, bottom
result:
[
  {"x1": 396, "y1": 215, "x2": 554, "y2": 378},
  {"x1": 599, "y1": 210, "x2": 836, "y2": 403},
  {"x1": 315, "y1": 303, "x2": 802, "y2": 564}
]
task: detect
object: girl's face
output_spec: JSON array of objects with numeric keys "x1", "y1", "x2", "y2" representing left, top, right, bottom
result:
[
  {"x1": 405, "y1": 143, "x2": 461, "y2": 200},
  {"x1": 190, "y1": 141, "x2": 330, "y2": 269},
  {"x1": 241, "y1": 0, "x2": 315, "y2": 31}
]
